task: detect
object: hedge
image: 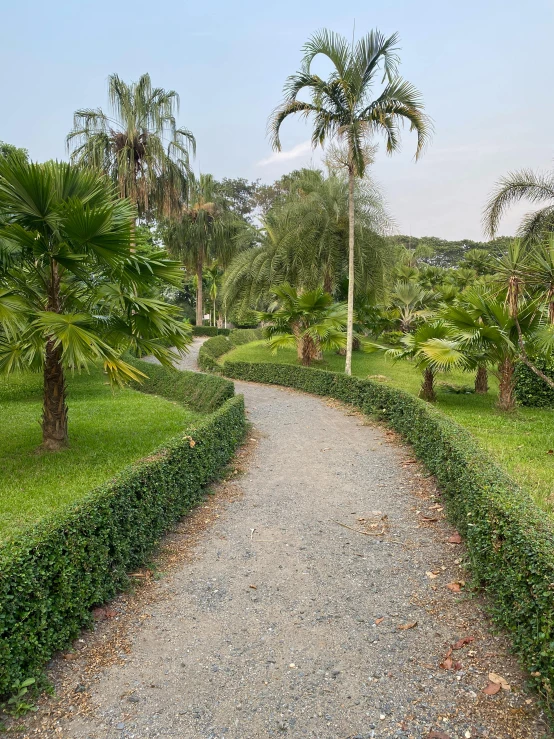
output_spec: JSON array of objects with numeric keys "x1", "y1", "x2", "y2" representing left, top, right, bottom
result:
[
  {"x1": 192, "y1": 326, "x2": 230, "y2": 337},
  {"x1": 0, "y1": 368, "x2": 246, "y2": 696},
  {"x1": 198, "y1": 328, "x2": 263, "y2": 372},
  {"x1": 130, "y1": 358, "x2": 234, "y2": 413},
  {"x1": 223, "y1": 360, "x2": 554, "y2": 702},
  {"x1": 515, "y1": 359, "x2": 554, "y2": 407}
]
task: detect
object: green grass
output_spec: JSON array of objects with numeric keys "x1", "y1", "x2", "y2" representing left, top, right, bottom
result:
[
  {"x1": 224, "y1": 341, "x2": 554, "y2": 513},
  {"x1": 0, "y1": 366, "x2": 201, "y2": 540}
]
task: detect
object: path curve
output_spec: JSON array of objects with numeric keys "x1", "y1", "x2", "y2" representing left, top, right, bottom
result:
[{"x1": 33, "y1": 346, "x2": 544, "y2": 738}]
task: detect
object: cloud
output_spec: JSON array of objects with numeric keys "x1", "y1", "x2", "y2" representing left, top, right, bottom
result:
[{"x1": 257, "y1": 140, "x2": 313, "y2": 167}]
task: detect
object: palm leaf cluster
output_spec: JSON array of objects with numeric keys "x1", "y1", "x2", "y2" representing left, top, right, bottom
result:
[{"x1": 67, "y1": 73, "x2": 195, "y2": 218}]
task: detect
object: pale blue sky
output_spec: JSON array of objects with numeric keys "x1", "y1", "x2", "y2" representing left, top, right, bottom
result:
[{"x1": 1, "y1": 0, "x2": 552, "y2": 239}]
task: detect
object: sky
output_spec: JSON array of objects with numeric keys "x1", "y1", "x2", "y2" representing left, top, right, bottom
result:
[{"x1": 1, "y1": 0, "x2": 553, "y2": 240}]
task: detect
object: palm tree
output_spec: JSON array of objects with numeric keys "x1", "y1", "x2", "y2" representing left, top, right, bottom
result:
[
  {"x1": 388, "y1": 281, "x2": 434, "y2": 333},
  {"x1": 67, "y1": 73, "x2": 195, "y2": 221},
  {"x1": 441, "y1": 290, "x2": 544, "y2": 411},
  {"x1": 0, "y1": 155, "x2": 190, "y2": 450},
  {"x1": 268, "y1": 28, "x2": 431, "y2": 375},
  {"x1": 222, "y1": 169, "x2": 392, "y2": 312},
  {"x1": 484, "y1": 169, "x2": 554, "y2": 244},
  {"x1": 165, "y1": 174, "x2": 240, "y2": 326},
  {"x1": 260, "y1": 284, "x2": 347, "y2": 366},
  {"x1": 385, "y1": 322, "x2": 466, "y2": 401}
]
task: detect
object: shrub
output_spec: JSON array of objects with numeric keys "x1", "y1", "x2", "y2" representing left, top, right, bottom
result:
[
  {"x1": 514, "y1": 359, "x2": 554, "y2": 407},
  {"x1": 131, "y1": 358, "x2": 234, "y2": 413},
  {"x1": 230, "y1": 309, "x2": 259, "y2": 328},
  {"x1": 198, "y1": 329, "x2": 263, "y2": 372},
  {"x1": 0, "y1": 367, "x2": 246, "y2": 696},
  {"x1": 223, "y1": 359, "x2": 554, "y2": 703},
  {"x1": 192, "y1": 326, "x2": 231, "y2": 337}
]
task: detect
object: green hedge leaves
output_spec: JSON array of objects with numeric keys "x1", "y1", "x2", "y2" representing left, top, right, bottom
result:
[{"x1": 0, "y1": 368, "x2": 246, "y2": 696}]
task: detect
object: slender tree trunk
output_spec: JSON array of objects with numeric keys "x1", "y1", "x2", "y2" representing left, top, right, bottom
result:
[
  {"x1": 474, "y1": 365, "x2": 489, "y2": 394},
  {"x1": 196, "y1": 249, "x2": 204, "y2": 327},
  {"x1": 419, "y1": 367, "x2": 436, "y2": 402},
  {"x1": 42, "y1": 261, "x2": 68, "y2": 450},
  {"x1": 345, "y1": 163, "x2": 355, "y2": 376},
  {"x1": 497, "y1": 357, "x2": 516, "y2": 411}
]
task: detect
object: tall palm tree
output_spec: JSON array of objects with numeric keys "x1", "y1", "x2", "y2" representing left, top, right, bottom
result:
[
  {"x1": 165, "y1": 174, "x2": 240, "y2": 326},
  {"x1": 484, "y1": 169, "x2": 554, "y2": 244},
  {"x1": 0, "y1": 155, "x2": 190, "y2": 449},
  {"x1": 67, "y1": 73, "x2": 195, "y2": 220},
  {"x1": 268, "y1": 28, "x2": 430, "y2": 375}
]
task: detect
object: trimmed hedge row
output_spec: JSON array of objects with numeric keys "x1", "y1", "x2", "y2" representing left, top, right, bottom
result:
[
  {"x1": 198, "y1": 328, "x2": 263, "y2": 372},
  {"x1": 223, "y1": 360, "x2": 554, "y2": 701},
  {"x1": 130, "y1": 358, "x2": 234, "y2": 413},
  {"x1": 192, "y1": 326, "x2": 231, "y2": 337},
  {"x1": 515, "y1": 359, "x2": 554, "y2": 407},
  {"x1": 0, "y1": 368, "x2": 246, "y2": 696}
]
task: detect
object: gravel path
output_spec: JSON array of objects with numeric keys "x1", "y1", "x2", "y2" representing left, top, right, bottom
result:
[{"x1": 19, "y1": 341, "x2": 545, "y2": 738}]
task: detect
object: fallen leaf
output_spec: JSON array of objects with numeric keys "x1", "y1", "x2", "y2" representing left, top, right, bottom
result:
[
  {"x1": 482, "y1": 681, "x2": 501, "y2": 695},
  {"x1": 375, "y1": 617, "x2": 384, "y2": 625},
  {"x1": 448, "y1": 532, "x2": 463, "y2": 544},
  {"x1": 547, "y1": 449, "x2": 554, "y2": 455},
  {"x1": 439, "y1": 648, "x2": 462, "y2": 670},
  {"x1": 489, "y1": 672, "x2": 510, "y2": 690},
  {"x1": 426, "y1": 571, "x2": 439, "y2": 579},
  {"x1": 446, "y1": 581, "x2": 465, "y2": 593},
  {"x1": 249, "y1": 584, "x2": 257, "y2": 590},
  {"x1": 397, "y1": 621, "x2": 418, "y2": 630},
  {"x1": 421, "y1": 516, "x2": 438, "y2": 522},
  {"x1": 452, "y1": 636, "x2": 475, "y2": 650},
  {"x1": 428, "y1": 731, "x2": 450, "y2": 739},
  {"x1": 104, "y1": 608, "x2": 118, "y2": 618},
  {"x1": 429, "y1": 504, "x2": 443, "y2": 510}
]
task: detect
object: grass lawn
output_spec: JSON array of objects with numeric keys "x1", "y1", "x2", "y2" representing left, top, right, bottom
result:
[
  {"x1": 0, "y1": 366, "x2": 201, "y2": 540},
  {"x1": 224, "y1": 341, "x2": 554, "y2": 513}
]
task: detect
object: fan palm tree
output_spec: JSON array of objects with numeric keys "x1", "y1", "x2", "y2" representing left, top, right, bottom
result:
[
  {"x1": 484, "y1": 169, "x2": 554, "y2": 244},
  {"x1": 385, "y1": 321, "x2": 466, "y2": 401},
  {"x1": 0, "y1": 155, "x2": 190, "y2": 450},
  {"x1": 388, "y1": 281, "x2": 434, "y2": 333},
  {"x1": 268, "y1": 28, "x2": 431, "y2": 375},
  {"x1": 260, "y1": 284, "x2": 347, "y2": 366},
  {"x1": 67, "y1": 73, "x2": 195, "y2": 221}
]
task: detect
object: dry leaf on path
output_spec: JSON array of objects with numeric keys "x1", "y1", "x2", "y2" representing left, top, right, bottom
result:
[
  {"x1": 446, "y1": 581, "x2": 465, "y2": 593},
  {"x1": 375, "y1": 617, "x2": 384, "y2": 625},
  {"x1": 489, "y1": 672, "x2": 510, "y2": 690},
  {"x1": 482, "y1": 681, "x2": 501, "y2": 695},
  {"x1": 452, "y1": 636, "x2": 475, "y2": 650},
  {"x1": 397, "y1": 621, "x2": 418, "y2": 630},
  {"x1": 448, "y1": 532, "x2": 463, "y2": 544},
  {"x1": 426, "y1": 571, "x2": 439, "y2": 579}
]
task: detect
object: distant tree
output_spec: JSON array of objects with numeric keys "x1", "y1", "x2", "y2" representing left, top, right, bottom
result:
[
  {"x1": 214, "y1": 178, "x2": 260, "y2": 220},
  {"x1": 0, "y1": 141, "x2": 28, "y2": 160}
]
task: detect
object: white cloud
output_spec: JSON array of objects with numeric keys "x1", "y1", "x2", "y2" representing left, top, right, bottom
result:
[{"x1": 257, "y1": 140, "x2": 313, "y2": 167}]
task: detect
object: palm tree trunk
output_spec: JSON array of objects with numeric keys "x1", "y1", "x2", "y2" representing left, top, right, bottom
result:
[
  {"x1": 474, "y1": 365, "x2": 489, "y2": 394},
  {"x1": 497, "y1": 357, "x2": 516, "y2": 411},
  {"x1": 42, "y1": 261, "x2": 68, "y2": 450},
  {"x1": 196, "y1": 249, "x2": 204, "y2": 327},
  {"x1": 345, "y1": 163, "x2": 355, "y2": 376},
  {"x1": 419, "y1": 367, "x2": 436, "y2": 402},
  {"x1": 42, "y1": 341, "x2": 68, "y2": 450}
]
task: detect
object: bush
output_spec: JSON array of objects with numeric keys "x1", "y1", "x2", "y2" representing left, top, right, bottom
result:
[
  {"x1": 515, "y1": 359, "x2": 554, "y2": 407},
  {"x1": 230, "y1": 309, "x2": 259, "y2": 329},
  {"x1": 0, "y1": 367, "x2": 246, "y2": 696},
  {"x1": 198, "y1": 329, "x2": 263, "y2": 372},
  {"x1": 192, "y1": 326, "x2": 230, "y2": 337},
  {"x1": 223, "y1": 359, "x2": 554, "y2": 703}
]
